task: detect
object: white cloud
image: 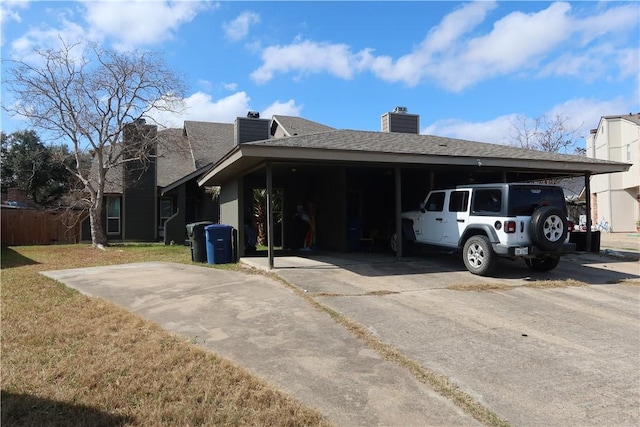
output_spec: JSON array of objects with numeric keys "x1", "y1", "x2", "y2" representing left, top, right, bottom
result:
[
  {"x1": 8, "y1": 0, "x2": 211, "y2": 58},
  {"x1": 545, "y1": 97, "x2": 632, "y2": 136},
  {"x1": 262, "y1": 99, "x2": 302, "y2": 118},
  {"x1": 368, "y1": 1, "x2": 497, "y2": 86},
  {"x1": 10, "y1": 18, "x2": 90, "y2": 63},
  {"x1": 422, "y1": 115, "x2": 516, "y2": 144},
  {"x1": 251, "y1": 40, "x2": 370, "y2": 84},
  {"x1": 83, "y1": 0, "x2": 209, "y2": 50},
  {"x1": 149, "y1": 91, "x2": 251, "y2": 128},
  {"x1": 223, "y1": 11, "x2": 259, "y2": 42},
  {"x1": 423, "y1": 97, "x2": 635, "y2": 147},
  {"x1": 221, "y1": 82, "x2": 238, "y2": 91},
  {"x1": 0, "y1": 0, "x2": 28, "y2": 26},
  {"x1": 251, "y1": 2, "x2": 638, "y2": 92}
]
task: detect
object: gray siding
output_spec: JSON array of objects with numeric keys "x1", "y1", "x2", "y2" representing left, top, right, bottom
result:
[
  {"x1": 123, "y1": 160, "x2": 157, "y2": 240},
  {"x1": 122, "y1": 123, "x2": 158, "y2": 241},
  {"x1": 234, "y1": 117, "x2": 270, "y2": 145},
  {"x1": 381, "y1": 112, "x2": 420, "y2": 134}
]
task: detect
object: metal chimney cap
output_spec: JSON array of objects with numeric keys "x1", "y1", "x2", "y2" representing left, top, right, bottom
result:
[
  {"x1": 247, "y1": 111, "x2": 260, "y2": 119},
  {"x1": 393, "y1": 106, "x2": 408, "y2": 114}
]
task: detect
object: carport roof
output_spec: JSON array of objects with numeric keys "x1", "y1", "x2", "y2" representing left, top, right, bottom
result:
[{"x1": 198, "y1": 129, "x2": 630, "y2": 186}]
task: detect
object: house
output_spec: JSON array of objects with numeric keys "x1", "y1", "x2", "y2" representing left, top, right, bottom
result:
[
  {"x1": 84, "y1": 108, "x2": 630, "y2": 253},
  {"x1": 586, "y1": 113, "x2": 640, "y2": 232},
  {"x1": 197, "y1": 108, "x2": 630, "y2": 265},
  {"x1": 82, "y1": 115, "x2": 333, "y2": 244},
  {"x1": 81, "y1": 120, "x2": 234, "y2": 243}
]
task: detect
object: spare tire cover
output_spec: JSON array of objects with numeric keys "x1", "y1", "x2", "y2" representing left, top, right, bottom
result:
[{"x1": 529, "y1": 206, "x2": 567, "y2": 251}]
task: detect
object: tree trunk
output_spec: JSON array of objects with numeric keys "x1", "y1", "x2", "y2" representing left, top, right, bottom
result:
[{"x1": 89, "y1": 204, "x2": 107, "y2": 248}]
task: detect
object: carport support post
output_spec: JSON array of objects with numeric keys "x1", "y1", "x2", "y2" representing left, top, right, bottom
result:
[
  {"x1": 266, "y1": 162, "x2": 275, "y2": 269},
  {"x1": 585, "y1": 172, "x2": 592, "y2": 251},
  {"x1": 395, "y1": 166, "x2": 402, "y2": 259}
]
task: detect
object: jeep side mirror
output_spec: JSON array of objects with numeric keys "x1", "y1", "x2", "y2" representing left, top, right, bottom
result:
[{"x1": 420, "y1": 202, "x2": 426, "y2": 213}]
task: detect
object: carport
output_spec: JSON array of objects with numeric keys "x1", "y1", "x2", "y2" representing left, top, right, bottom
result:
[{"x1": 198, "y1": 118, "x2": 630, "y2": 268}]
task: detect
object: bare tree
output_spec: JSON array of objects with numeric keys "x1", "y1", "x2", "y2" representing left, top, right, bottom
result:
[
  {"x1": 4, "y1": 41, "x2": 186, "y2": 247},
  {"x1": 508, "y1": 114, "x2": 583, "y2": 154}
]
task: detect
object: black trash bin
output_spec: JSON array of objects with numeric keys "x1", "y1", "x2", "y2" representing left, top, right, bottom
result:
[
  {"x1": 205, "y1": 224, "x2": 234, "y2": 264},
  {"x1": 569, "y1": 230, "x2": 601, "y2": 253},
  {"x1": 186, "y1": 221, "x2": 213, "y2": 262}
]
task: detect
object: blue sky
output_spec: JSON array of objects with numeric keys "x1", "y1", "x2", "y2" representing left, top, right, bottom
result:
[{"x1": 1, "y1": 1, "x2": 638, "y2": 151}]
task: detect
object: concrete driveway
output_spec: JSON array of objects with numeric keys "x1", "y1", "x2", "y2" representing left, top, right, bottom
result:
[{"x1": 43, "y1": 238, "x2": 640, "y2": 426}]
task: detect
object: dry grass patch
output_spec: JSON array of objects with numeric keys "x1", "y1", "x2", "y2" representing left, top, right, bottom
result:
[
  {"x1": 1, "y1": 244, "x2": 330, "y2": 427},
  {"x1": 522, "y1": 279, "x2": 588, "y2": 289},
  {"x1": 448, "y1": 279, "x2": 588, "y2": 292},
  {"x1": 448, "y1": 283, "x2": 511, "y2": 292}
]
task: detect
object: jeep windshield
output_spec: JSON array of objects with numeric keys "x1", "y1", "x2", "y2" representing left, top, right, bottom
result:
[{"x1": 508, "y1": 186, "x2": 566, "y2": 216}]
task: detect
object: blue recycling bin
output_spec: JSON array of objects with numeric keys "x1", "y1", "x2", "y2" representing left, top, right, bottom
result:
[{"x1": 205, "y1": 224, "x2": 234, "y2": 264}]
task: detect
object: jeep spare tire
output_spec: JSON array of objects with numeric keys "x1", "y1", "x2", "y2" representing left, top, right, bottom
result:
[{"x1": 529, "y1": 206, "x2": 567, "y2": 251}]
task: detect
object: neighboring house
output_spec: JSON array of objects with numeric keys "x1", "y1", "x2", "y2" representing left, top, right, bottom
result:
[
  {"x1": 586, "y1": 113, "x2": 639, "y2": 232},
  {"x1": 198, "y1": 108, "x2": 630, "y2": 264}
]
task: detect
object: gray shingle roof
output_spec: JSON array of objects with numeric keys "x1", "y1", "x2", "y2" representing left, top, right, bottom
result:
[
  {"x1": 157, "y1": 121, "x2": 234, "y2": 188},
  {"x1": 271, "y1": 115, "x2": 334, "y2": 136},
  {"x1": 244, "y1": 129, "x2": 616, "y2": 165}
]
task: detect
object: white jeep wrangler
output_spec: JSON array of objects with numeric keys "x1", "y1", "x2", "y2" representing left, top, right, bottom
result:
[{"x1": 390, "y1": 183, "x2": 576, "y2": 276}]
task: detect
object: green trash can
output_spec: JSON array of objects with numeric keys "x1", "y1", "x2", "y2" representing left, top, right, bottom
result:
[{"x1": 186, "y1": 221, "x2": 213, "y2": 262}]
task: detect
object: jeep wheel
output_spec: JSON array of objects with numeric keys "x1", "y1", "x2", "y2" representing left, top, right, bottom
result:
[
  {"x1": 463, "y1": 235, "x2": 496, "y2": 276},
  {"x1": 530, "y1": 206, "x2": 567, "y2": 251},
  {"x1": 525, "y1": 255, "x2": 560, "y2": 272},
  {"x1": 390, "y1": 232, "x2": 398, "y2": 254}
]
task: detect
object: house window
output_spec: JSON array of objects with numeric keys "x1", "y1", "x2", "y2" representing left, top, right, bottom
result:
[
  {"x1": 160, "y1": 198, "x2": 174, "y2": 225},
  {"x1": 106, "y1": 196, "x2": 121, "y2": 235}
]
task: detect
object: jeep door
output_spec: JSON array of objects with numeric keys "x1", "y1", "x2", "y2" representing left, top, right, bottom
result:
[
  {"x1": 442, "y1": 190, "x2": 470, "y2": 246},
  {"x1": 415, "y1": 191, "x2": 446, "y2": 243}
]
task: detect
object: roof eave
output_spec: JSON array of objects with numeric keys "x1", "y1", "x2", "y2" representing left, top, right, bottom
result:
[
  {"x1": 197, "y1": 145, "x2": 631, "y2": 186},
  {"x1": 161, "y1": 164, "x2": 212, "y2": 195}
]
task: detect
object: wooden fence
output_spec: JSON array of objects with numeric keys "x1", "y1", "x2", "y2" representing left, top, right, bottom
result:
[{"x1": 1, "y1": 208, "x2": 85, "y2": 246}]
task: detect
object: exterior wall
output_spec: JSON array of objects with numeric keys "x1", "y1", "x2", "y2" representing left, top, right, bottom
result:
[
  {"x1": 587, "y1": 116, "x2": 640, "y2": 232},
  {"x1": 163, "y1": 185, "x2": 185, "y2": 245},
  {"x1": 220, "y1": 178, "x2": 243, "y2": 259},
  {"x1": 272, "y1": 124, "x2": 288, "y2": 139},
  {"x1": 122, "y1": 157, "x2": 157, "y2": 240}
]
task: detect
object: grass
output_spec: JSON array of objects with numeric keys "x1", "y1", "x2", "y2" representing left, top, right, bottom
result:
[
  {"x1": 449, "y1": 279, "x2": 588, "y2": 292},
  {"x1": 1, "y1": 244, "x2": 330, "y2": 427}
]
